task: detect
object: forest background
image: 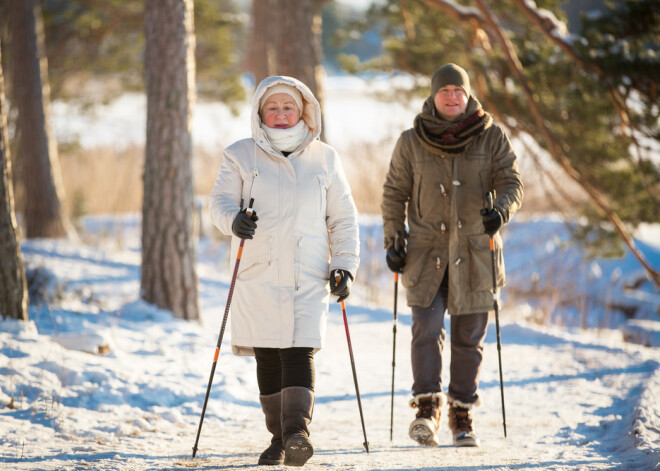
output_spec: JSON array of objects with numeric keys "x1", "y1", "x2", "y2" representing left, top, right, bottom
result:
[{"x1": 0, "y1": 0, "x2": 659, "y2": 338}]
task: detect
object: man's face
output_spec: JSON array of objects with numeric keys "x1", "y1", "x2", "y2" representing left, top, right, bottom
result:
[{"x1": 433, "y1": 85, "x2": 468, "y2": 121}]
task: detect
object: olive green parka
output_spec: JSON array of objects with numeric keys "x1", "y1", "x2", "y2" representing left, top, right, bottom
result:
[{"x1": 381, "y1": 96, "x2": 523, "y2": 314}]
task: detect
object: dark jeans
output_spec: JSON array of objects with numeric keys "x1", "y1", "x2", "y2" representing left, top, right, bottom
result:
[
  {"x1": 411, "y1": 284, "x2": 488, "y2": 405},
  {"x1": 254, "y1": 347, "x2": 315, "y2": 395}
]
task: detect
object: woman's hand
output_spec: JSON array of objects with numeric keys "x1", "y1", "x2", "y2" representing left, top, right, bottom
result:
[
  {"x1": 330, "y1": 269, "x2": 353, "y2": 303},
  {"x1": 231, "y1": 209, "x2": 259, "y2": 239}
]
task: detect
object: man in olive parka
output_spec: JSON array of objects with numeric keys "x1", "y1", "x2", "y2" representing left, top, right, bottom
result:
[{"x1": 381, "y1": 63, "x2": 523, "y2": 448}]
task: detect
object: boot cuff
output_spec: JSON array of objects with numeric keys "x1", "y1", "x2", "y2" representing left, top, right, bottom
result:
[
  {"x1": 447, "y1": 395, "x2": 482, "y2": 409},
  {"x1": 409, "y1": 392, "x2": 446, "y2": 408}
]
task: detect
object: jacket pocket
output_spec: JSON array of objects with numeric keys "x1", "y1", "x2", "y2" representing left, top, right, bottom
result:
[
  {"x1": 466, "y1": 234, "x2": 505, "y2": 291},
  {"x1": 238, "y1": 260, "x2": 269, "y2": 281}
]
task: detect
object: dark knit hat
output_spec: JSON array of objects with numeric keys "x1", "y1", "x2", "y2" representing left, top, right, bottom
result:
[{"x1": 431, "y1": 63, "x2": 470, "y2": 97}]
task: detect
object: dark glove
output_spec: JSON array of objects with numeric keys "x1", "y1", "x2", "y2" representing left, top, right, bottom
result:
[
  {"x1": 231, "y1": 208, "x2": 259, "y2": 239},
  {"x1": 330, "y1": 269, "x2": 353, "y2": 303},
  {"x1": 480, "y1": 207, "x2": 502, "y2": 236},
  {"x1": 385, "y1": 231, "x2": 406, "y2": 273}
]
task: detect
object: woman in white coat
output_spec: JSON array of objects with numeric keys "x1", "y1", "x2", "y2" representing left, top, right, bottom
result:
[{"x1": 209, "y1": 76, "x2": 360, "y2": 467}]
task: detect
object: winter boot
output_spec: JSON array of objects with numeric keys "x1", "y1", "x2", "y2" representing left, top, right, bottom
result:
[
  {"x1": 447, "y1": 398, "x2": 480, "y2": 447},
  {"x1": 258, "y1": 392, "x2": 284, "y2": 465},
  {"x1": 408, "y1": 392, "x2": 444, "y2": 447},
  {"x1": 281, "y1": 386, "x2": 314, "y2": 467}
]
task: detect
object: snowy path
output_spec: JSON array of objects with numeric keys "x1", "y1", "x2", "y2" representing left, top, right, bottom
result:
[{"x1": 1, "y1": 232, "x2": 659, "y2": 470}]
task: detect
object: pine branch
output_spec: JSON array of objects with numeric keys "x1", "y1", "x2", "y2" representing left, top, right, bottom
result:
[{"x1": 473, "y1": 0, "x2": 660, "y2": 288}]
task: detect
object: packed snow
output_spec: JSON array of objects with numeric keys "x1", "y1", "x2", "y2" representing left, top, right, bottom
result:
[
  {"x1": 3, "y1": 76, "x2": 660, "y2": 470},
  {"x1": 1, "y1": 211, "x2": 659, "y2": 470}
]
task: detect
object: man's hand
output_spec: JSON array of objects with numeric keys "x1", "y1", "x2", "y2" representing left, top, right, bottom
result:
[
  {"x1": 385, "y1": 231, "x2": 406, "y2": 273},
  {"x1": 480, "y1": 207, "x2": 502, "y2": 236}
]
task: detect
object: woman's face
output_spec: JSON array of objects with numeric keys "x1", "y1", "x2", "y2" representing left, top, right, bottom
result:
[{"x1": 260, "y1": 93, "x2": 301, "y2": 129}]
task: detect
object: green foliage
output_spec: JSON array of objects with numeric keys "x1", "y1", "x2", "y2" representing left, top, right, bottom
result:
[
  {"x1": 575, "y1": 0, "x2": 660, "y2": 108},
  {"x1": 41, "y1": 0, "x2": 245, "y2": 104},
  {"x1": 344, "y1": 0, "x2": 660, "y2": 243}
]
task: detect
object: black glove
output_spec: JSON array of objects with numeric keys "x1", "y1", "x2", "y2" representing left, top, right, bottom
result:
[
  {"x1": 385, "y1": 231, "x2": 406, "y2": 273},
  {"x1": 481, "y1": 207, "x2": 502, "y2": 236},
  {"x1": 231, "y1": 208, "x2": 259, "y2": 239},
  {"x1": 330, "y1": 269, "x2": 353, "y2": 303}
]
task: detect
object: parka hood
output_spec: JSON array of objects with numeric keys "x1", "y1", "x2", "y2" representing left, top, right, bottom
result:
[{"x1": 252, "y1": 76, "x2": 321, "y2": 155}]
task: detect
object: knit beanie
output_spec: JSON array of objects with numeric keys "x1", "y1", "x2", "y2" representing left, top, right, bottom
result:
[
  {"x1": 259, "y1": 84, "x2": 303, "y2": 117},
  {"x1": 431, "y1": 63, "x2": 471, "y2": 97}
]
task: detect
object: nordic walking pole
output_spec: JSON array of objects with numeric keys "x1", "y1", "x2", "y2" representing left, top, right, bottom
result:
[
  {"x1": 192, "y1": 198, "x2": 255, "y2": 458},
  {"x1": 484, "y1": 192, "x2": 507, "y2": 438},
  {"x1": 389, "y1": 271, "x2": 398, "y2": 441},
  {"x1": 336, "y1": 271, "x2": 370, "y2": 453}
]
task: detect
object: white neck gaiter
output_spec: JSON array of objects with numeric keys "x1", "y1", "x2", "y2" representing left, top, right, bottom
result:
[{"x1": 261, "y1": 120, "x2": 310, "y2": 153}]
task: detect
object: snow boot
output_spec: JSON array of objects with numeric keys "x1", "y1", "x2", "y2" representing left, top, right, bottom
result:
[
  {"x1": 408, "y1": 392, "x2": 444, "y2": 447},
  {"x1": 281, "y1": 386, "x2": 314, "y2": 467},
  {"x1": 258, "y1": 392, "x2": 284, "y2": 465},
  {"x1": 447, "y1": 398, "x2": 480, "y2": 447}
]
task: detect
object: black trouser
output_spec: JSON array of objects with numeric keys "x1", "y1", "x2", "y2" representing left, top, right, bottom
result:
[{"x1": 254, "y1": 347, "x2": 315, "y2": 395}]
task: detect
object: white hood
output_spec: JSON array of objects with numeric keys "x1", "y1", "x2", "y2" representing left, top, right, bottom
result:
[{"x1": 251, "y1": 76, "x2": 321, "y2": 156}]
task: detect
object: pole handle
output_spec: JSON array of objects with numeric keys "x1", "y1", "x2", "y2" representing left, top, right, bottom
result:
[
  {"x1": 485, "y1": 191, "x2": 494, "y2": 212},
  {"x1": 246, "y1": 197, "x2": 255, "y2": 216}
]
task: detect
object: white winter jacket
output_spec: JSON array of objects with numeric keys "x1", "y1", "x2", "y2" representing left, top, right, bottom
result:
[{"x1": 209, "y1": 76, "x2": 360, "y2": 356}]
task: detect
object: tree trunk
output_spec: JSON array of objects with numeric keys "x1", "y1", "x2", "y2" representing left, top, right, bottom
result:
[
  {"x1": 8, "y1": 0, "x2": 71, "y2": 239},
  {"x1": 248, "y1": 0, "x2": 327, "y2": 139},
  {"x1": 142, "y1": 0, "x2": 199, "y2": 321},
  {"x1": 0, "y1": 48, "x2": 29, "y2": 322}
]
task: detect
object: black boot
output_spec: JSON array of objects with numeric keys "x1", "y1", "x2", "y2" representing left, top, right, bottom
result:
[
  {"x1": 259, "y1": 392, "x2": 284, "y2": 465},
  {"x1": 281, "y1": 386, "x2": 314, "y2": 467}
]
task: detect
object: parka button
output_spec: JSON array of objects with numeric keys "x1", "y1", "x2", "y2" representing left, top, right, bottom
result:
[
  {"x1": 452, "y1": 180, "x2": 461, "y2": 186},
  {"x1": 457, "y1": 220, "x2": 462, "y2": 229}
]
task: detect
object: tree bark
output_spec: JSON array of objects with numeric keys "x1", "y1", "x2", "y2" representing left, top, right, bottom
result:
[
  {"x1": 0, "y1": 48, "x2": 29, "y2": 322},
  {"x1": 142, "y1": 0, "x2": 199, "y2": 321},
  {"x1": 8, "y1": 0, "x2": 71, "y2": 239},
  {"x1": 248, "y1": 0, "x2": 327, "y2": 139}
]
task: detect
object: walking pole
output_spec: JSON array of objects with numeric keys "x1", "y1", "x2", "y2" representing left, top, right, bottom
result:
[
  {"x1": 484, "y1": 192, "x2": 507, "y2": 438},
  {"x1": 335, "y1": 271, "x2": 370, "y2": 453},
  {"x1": 192, "y1": 198, "x2": 254, "y2": 458},
  {"x1": 389, "y1": 271, "x2": 398, "y2": 441}
]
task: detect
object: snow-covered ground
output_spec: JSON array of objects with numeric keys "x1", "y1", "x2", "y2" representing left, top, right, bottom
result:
[{"x1": 1, "y1": 212, "x2": 659, "y2": 470}]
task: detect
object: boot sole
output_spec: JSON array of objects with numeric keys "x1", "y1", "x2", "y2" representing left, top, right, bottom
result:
[
  {"x1": 284, "y1": 436, "x2": 314, "y2": 467},
  {"x1": 453, "y1": 432, "x2": 480, "y2": 447},
  {"x1": 258, "y1": 458, "x2": 284, "y2": 465},
  {"x1": 409, "y1": 423, "x2": 440, "y2": 447}
]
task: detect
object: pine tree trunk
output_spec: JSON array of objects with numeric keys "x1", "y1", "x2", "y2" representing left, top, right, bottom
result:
[
  {"x1": 0, "y1": 49, "x2": 28, "y2": 322},
  {"x1": 270, "y1": 0, "x2": 325, "y2": 103},
  {"x1": 247, "y1": 0, "x2": 273, "y2": 85},
  {"x1": 8, "y1": 0, "x2": 71, "y2": 239},
  {"x1": 142, "y1": 0, "x2": 199, "y2": 321},
  {"x1": 248, "y1": 0, "x2": 327, "y2": 139}
]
